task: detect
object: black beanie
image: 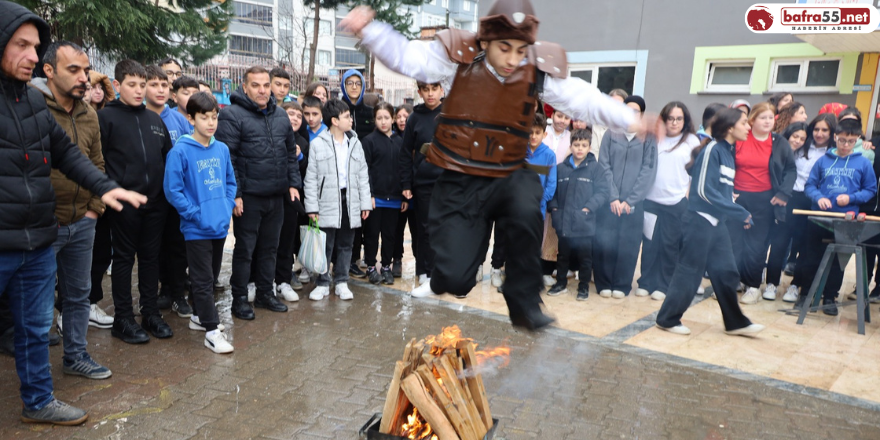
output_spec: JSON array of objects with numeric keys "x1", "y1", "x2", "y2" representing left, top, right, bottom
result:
[{"x1": 624, "y1": 95, "x2": 646, "y2": 113}]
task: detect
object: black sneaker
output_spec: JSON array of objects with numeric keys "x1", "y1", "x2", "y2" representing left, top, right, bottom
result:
[
  {"x1": 111, "y1": 317, "x2": 150, "y2": 344},
  {"x1": 48, "y1": 332, "x2": 61, "y2": 346},
  {"x1": 547, "y1": 283, "x2": 567, "y2": 296},
  {"x1": 21, "y1": 399, "x2": 88, "y2": 425},
  {"x1": 142, "y1": 314, "x2": 173, "y2": 339},
  {"x1": 171, "y1": 297, "x2": 193, "y2": 318},
  {"x1": 382, "y1": 267, "x2": 394, "y2": 285},
  {"x1": 822, "y1": 298, "x2": 839, "y2": 316},
  {"x1": 0, "y1": 327, "x2": 15, "y2": 357},
  {"x1": 349, "y1": 264, "x2": 367, "y2": 278},
  {"x1": 391, "y1": 260, "x2": 402, "y2": 278},
  {"x1": 510, "y1": 307, "x2": 555, "y2": 331},
  {"x1": 254, "y1": 294, "x2": 288, "y2": 312},
  {"x1": 576, "y1": 287, "x2": 589, "y2": 301},
  {"x1": 231, "y1": 297, "x2": 255, "y2": 320},
  {"x1": 156, "y1": 294, "x2": 172, "y2": 310},
  {"x1": 213, "y1": 279, "x2": 225, "y2": 291},
  {"x1": 783, "y1": 262, "x2": 796, "y2": 276},
  {"x1": 367, "y1": 267, "x2": 381, "y2": 285}
]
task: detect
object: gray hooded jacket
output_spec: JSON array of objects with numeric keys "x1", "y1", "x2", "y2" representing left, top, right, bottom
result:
[{"x1": 598, "y1": 132, "x2": 658, "y2": 207}]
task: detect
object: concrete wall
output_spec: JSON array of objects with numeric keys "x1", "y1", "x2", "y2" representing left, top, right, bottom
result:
[{"x1": 477, "y1": 0, "x2": 859, "y2": 117}]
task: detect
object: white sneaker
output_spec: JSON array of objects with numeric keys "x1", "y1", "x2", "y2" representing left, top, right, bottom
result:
[
  {"x1": 491, "y1": 269, "x2": 504, "y2": 288},
  {"x1": 88, "y1": 304, "x2": 114, "y2": 329},
  {"x1": 763, "y1": 284, "x2": 777, "y2": 301},
  {"x1": 740, "y1": 287, "x2": 760, "y2": 304},
  {"x1": 697, "y1": 285, "x2": 705, "y2": 295},
  {"x1": 56, "y1": 313, "x2": 62, "y2": 334},
  {"x1": 635, "y1": 288, "x2": 649, "y2": 297},
  {"x1": 410, "y1": 282, "x2": 436, "y2": 298},
  {"x1": 475, "y1": 265, "x2": 484, "y2": 283},
  {"x1": 543, "y1": 275, "x2": 555, "y2": 287},
  {"x1": 309, "y1": 285, "x2": 329, "y2": 301},
  {"x1": 298, "y1": 268, "x2": 311, "y2": 283},
  {"x1": 599, "y1": 289, "x2": 612, "y2": 298},
  {"x1": 357, "y1": 259, "x2": 368, "y2": 270},
  {"x1": 277, "y1": 283, "x2": 300, "y2": 302},
  {"x1": 656, "y1": 323, "x2": 691, "y2": 335},
  {"x1": 612, "y1": 290, "x2": 626, "y2": 299},
  {"x1": 293, "y1": 259, "x2": 303, "y2": 272},
  {"x1": 418, "y1": 274, "x2": 429, "y2": 285},
  {"x1": 106, "y1": 262, "x2": 112, "y2": 276},
  {"x1": 782, "y1": 285, "x2": 799, "y2": 303},
  {"x1": 247, "y1": 282, "x2": 256, "y2": 303},
  {"x1": 725, "y1": 324, "x2": 765, "y2": 337},
  {"x1": 335, "y1": 283, "x2": 353, "y2": 300},
  {"x1": 650, "y1": 291, "x2": 666, "y2": 301},
  {"x1": 205, "y1": 330, "x2": 234, "y2": 354},
  {"x1": 189, "y1": 316, "x2": 225, "y2": 331},
  {"x1": 737, "y1": 282, "x2": 745, "y2": 292}
]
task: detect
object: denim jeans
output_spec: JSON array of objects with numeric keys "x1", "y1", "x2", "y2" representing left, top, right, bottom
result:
[
  {"x1": 0, "y1": 246, "x2": 57, "y2": 410},
  {"x1": 53, "y1": 216, "x2": 97, "y2": 364}
]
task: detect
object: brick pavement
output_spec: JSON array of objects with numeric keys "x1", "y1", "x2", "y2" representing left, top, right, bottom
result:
[{"x1": 2, "y1": 279, "x2": 880, "y2": 440}]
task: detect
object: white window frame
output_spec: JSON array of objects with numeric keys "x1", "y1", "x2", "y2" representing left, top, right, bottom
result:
[
  {"x1": 704, "y1": 60, "x2": 754, "y2": 93},
  {"x1": 569, "y1": 62, "x2": 637, "y2": 91},
  {"x1": 769, "y1": 58, "x2": 842, "y2": 92},
  {"x1": 463, "y1": 0, "x2": 471, "y2": 12}
]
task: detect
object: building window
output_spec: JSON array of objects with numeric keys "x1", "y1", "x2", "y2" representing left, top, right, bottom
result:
[
  {"x1": 317, "y1": 50, "x2": 332, "y2": 66},
  {"x1": 442, "y1": 0, "x2": 449, "y2": 7},
  {"x1": 770, "y1": 58, "x2": 840, "y2": 91},
  {"x1": 336, "y1": 48, "x2": 366, "y2": 67},
  {"x1": 230, "y1": 35, "x2": 273, "y2": 58},
  {"x1": 233, "y1": 2, "x2": 273, "y2": 27},
  {"x1": 570, "y1": 64, "x2": 636, "y2": 95},
  {"x1": 318, "y1": 19, "x2": 333, "y2": 36},
  {"x1": 463, "y1": 0, "x2": 471, "y2": 11},
  {"x1": 705, "y1": 61, "x2": 754, "y2": 92}
]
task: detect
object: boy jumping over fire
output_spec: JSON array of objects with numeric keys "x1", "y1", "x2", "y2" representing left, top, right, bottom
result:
[{"x1": 340, "y1": 0, "x2": 643, "y2": 330}]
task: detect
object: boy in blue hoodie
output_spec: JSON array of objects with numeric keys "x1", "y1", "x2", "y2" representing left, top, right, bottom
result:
[
  {"x1": 163, "y1": 92, "x2": 236, "y2": 354},
  {"x1": 795, "y1": 118, "x2": 877, "y2": 316}
]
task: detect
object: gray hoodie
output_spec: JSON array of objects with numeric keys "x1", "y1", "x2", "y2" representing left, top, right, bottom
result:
[{"x1": 598, "y1": 132, "x2": 658, "y2": 207}]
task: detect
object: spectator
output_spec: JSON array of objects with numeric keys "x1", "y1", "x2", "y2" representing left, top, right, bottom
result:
[
  {"x1": 30, "y1": 41, "x2": 114, "y2": 379},
  {"x1": 363, "y1": 102, "x2": 404, "y2": 285},
  {"x1": 637, "y1": 101, "x2": 701, "y2": 301},
  {"x1": 215, "y1": 66, "x2": 301, "y2": 320},
  {"x1": 768, "y1": 92, "x2": 793, "y2": 114},
  {"x1": 303, "y1": 81, "x2": 329, "y2": 104},
  {"x1": 99, "y1": 60, "x2": 175, "y2": 344},
  {"x1": 834, "y1": 107, "x2": 874, "y2": 164},
  {"x1": 171, "y1": 76, "x2": 199, "y2": 121},
  {"x1": 144, "y1": 65, "x2": 193, "y2": 317},
  {"x1": 198, "y1": 80, "x2": 212, "y2": 94},
  {"x1": 391, "y1": 103, "x2": 415, "y2": 277},
  {"x1": 159, "y1": 57, "x2": 183, "y2": 107},
  {"x1": 547, "y1": 128, "x2": 607, "y2": 300},
  {"x1": 304, "y1": 99, "x2": 372, "y2": 300},
  {"x1": 270, "y1": 67, "x2": 292, "y2": 103},
  {"x1": 594, "y1": 95, "x2": 658, "y2": 298},
  {"x1": 303, "y1": 96, "x2": 328, "y2": 141},
  {"x1": 0, "y1": 1, "x2": 145, "y2": 424},
  {"x1": 340, "y1": 69, "x2": 374, "y2": 278},
  {"x1": 727, "y1": 102, "x2": 795, "y2": 304},
  {"x1": 87, "y1": 70, "x2": 113, "y2": 111},
  {"x1": 163, "y1": 92, "x2": 236, "y2": 353},
  {"x1": 544, "y1": 109, "x2": 571, "y2": 163},
  {"x1": 697, "y1": 103, "x2": 726, "y2": 142},
  {"x1": 774, "y1": 101, "x2": 807, "y2": 136},
  {"x1": 730, "y1": 99, "x2": 751, "y2": 115},
  {"x1": 590, "y1": 88, "x2": 628, "y2": 157},
  {"x1": 393, "y1": 104, "x2": 412, "y2": 135}
]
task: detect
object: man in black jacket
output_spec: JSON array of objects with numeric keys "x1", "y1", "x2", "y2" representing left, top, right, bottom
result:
[
  {"x1": 216, "y1": 66, "x2": 302, "y2": 320},
  {"x1": 400, "y1": 82, "x2": 444, "y2": 285},
  {"x1": 0, "y1": 0, "x2": 146, "y2": 425}
]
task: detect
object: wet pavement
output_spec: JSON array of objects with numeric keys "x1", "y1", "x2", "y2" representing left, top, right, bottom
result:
[{"x1": 2, "y1": 258, "x2": 880, "y2": 439}]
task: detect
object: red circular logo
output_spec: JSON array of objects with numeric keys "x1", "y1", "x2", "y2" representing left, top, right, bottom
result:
[{"x1": 747, "y1": 6, "x2": 774, "y2": 31}]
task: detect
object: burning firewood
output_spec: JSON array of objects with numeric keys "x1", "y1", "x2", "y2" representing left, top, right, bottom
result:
[{"x1": 378, "y1": 326, "x2": 509, "y2": 440}]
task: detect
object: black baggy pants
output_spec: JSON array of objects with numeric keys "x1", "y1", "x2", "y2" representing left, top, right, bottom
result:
[
  {"x1": 557, "y1": 235, "x2": 592, "y2": 291},
  {"x1": 186, "y1": 239, "x2": 224, "y2": 332},
  {"x1": 594, "y1": 202, "x2": 644, "y2": 293},
  {"x1": 364, "y1": 207, "x2": 399, "y2": 268},
  {"x1": 727, "y1": 190, "x2": 774, "y2": 288},
  {"x1": 794, "y1": 221, "x2": 845, "y2": 302},
  {"x1": 429, "y1": 169, "x2": 544, "y2": 320},
  {"x1": 414, "y1": 185, "x2": 435, "y2": 277},
  {"x1": 159, "y1": 209, "x2": 188, "y2": 298},
  {"x1": 394, "y1": 206, "x2": 417, "y2": 263},
  {"x1": 89, "y1": 215, "x2": 112, "y2": 305},
  {"x1": 638, "y1": 198, "x2": 687, "y2": 294},
  {"x1": 656, "y1": 211, "x2": 752, "y2": 331},
  {"x1": 107, "y1": 202, "x2": 168, "y2": 320},
  {"x1": 231, "y1": 194, "x2": 283, "y2": 301},
  {"x1": 766, "y1": 191, "x2": 811, "y2": 286},
  {"x1": 275, "y1": 197, "x2": 301, "y2": 285}
]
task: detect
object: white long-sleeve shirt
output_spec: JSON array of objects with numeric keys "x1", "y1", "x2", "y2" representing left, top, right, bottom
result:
[
  {"x1": 646, "y1": 133, "x2": 701, "y2": 205},
  {"x1": 359, "y1": 21, "x2": 635, "y2": 133},
  {"x1": 793, "y1": 143, "x2": 828, "y2": 192}
]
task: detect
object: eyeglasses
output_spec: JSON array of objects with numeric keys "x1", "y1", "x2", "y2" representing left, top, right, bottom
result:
[
  {"x1": 666, "y1": 117, "x2": 684, "y2": 123},
  {"x1": 836, "y1": 137, "x2": 858, "y2": 146},
  {"x1": 345, "y1": 81, "x2": 362, "y2": 87},
  {"x1": 165, "y1": 70, "x2": 182, "y2": 78}
]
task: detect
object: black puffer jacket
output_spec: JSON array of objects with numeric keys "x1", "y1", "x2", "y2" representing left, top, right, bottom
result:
[
  {"x1": 548, "y1": 154, "x2": 609, "y2": 238},
  {"x1": 216, "y1": 87, "x2": 301, "y2": 197},
  {"x1": 0, "y1": 2, "x2": 118, "y2": 251},
  {"x1": 363, "y1": 130, "x2": 403, "y2": 200},
  {"x1": 400, "y1": 103, "x2": 443, "y2": 190}
]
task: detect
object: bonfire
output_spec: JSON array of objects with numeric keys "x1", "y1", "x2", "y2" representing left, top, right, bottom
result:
[{"x1": 376, "y1": 325, "x2": 509, "y2": 440}]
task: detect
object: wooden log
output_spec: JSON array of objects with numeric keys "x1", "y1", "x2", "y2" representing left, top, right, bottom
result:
[
  {"x1": 455, "y1": 357, "x2": 488, "y2": 439},
  {"x1": 400, "y1": 374, "x2": 461, "y2": 440},
  {"x1": 416, "y1": 365, "x2": 474, "y2": 440},
  {"x1": 380, "y1": 361, "x2": 407, "y2": 434},
  {"x1": 461, "y1": 342, "x2": 493, "y2": 429},
  {"x1": 437, "y1": 355, "x2": 485, "y2": 440},
  {"x1": 402, "y1": 338, "x2": 416, "y2": 364}
]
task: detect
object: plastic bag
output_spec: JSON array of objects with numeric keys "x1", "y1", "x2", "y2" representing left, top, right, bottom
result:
[{"x1": 299, "y1": 220, "x2": 328, "y2": 275}]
